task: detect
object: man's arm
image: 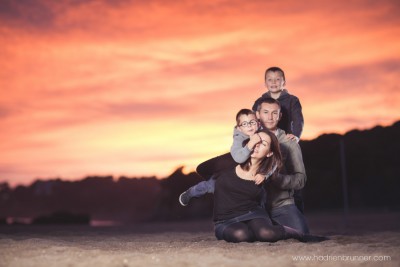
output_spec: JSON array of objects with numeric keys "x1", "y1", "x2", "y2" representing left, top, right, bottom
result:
[{"x1": 271, "y1": 141, "x2": 306, "y2": 190}]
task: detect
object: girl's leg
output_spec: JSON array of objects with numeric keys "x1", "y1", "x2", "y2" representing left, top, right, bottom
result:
[
  {"x1": 221, "y1": 222, "x2": 255, "y2": 243},
  {"x1": 247, "y1": 218, "x2": 328, "y2": 243},
  {"x1": 247, "y1": 218, "x2": 286, "y2": 242}
]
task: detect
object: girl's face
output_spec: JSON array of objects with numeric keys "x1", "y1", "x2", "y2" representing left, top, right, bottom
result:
[
  {"x1": 265, "y1": 71, "x2": 285, "y2": 94},
  {"x1": 251, "y1": 132, "x2": 273, "y2": 159},
  {"x1": 237, "y1": 114, "x2": 258, "y2": 136}
]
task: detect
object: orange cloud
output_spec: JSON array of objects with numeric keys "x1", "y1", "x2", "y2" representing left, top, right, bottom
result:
[{"x1": 1, "y1": 0, "x2": 399, "y2": 186}]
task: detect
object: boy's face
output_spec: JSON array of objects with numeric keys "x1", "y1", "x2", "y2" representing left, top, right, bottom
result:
[
  {"x1": 256, "y1": 102, "x2": 281, "y2": 131},
  {"x1": 237, "y1": 114, "x2": 258, "y2": 136},
  {"x1": 265, "y1": 71, "x2": 285, "y2": 94}
]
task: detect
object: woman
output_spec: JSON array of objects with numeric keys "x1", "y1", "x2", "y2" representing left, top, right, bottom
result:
[{"x1": 213, "y1": 129, "x2": 324, "y2": 243}]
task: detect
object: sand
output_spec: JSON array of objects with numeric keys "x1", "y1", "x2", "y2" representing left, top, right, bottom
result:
[{"x1": 0, "y1": 211, "x2": 399, "y2": 267}]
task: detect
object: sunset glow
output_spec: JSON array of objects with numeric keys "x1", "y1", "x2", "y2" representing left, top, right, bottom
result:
[{"x1": 1, "y1": 0, "x2": 399, "y2": 186}]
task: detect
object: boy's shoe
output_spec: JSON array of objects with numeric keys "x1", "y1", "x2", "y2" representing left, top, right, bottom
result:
[{"x1": 179, "y1": 190, "x2": 191, "y2": 206}]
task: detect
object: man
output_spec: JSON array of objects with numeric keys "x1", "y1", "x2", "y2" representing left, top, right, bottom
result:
[{"x1": 256, "y1": 97, "x2": 309, "y2": 233}]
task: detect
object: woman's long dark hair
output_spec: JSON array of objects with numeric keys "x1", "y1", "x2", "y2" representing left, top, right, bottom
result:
[{"x1": 240, "y1": 128, "x2": 282, "y2": 176}]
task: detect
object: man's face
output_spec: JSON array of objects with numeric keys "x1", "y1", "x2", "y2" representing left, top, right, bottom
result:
[{"x1": 256, "y1": 102, "x2": 281, "y2": 131}]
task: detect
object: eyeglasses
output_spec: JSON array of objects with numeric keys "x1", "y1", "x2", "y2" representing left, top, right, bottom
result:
[{"x1": 239, "y1": 120, "x2": 258, "y2": 127}]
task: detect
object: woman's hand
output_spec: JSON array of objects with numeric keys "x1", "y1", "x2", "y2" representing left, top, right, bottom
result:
[{"x1": 254, "y1": 174, "x2": 265, "y2": 185}]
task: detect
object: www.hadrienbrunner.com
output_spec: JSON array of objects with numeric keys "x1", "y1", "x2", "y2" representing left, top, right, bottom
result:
[{"x1": 292, "y1": 255, "x2": 392, "y2": 262}]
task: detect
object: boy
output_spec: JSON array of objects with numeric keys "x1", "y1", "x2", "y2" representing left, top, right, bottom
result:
[
  {"x1": 179, "y1": 109, "x2": 267, "y2": 206},
  {"x1": 252, "y1": 67, "x2": 304, "y2": 143}
]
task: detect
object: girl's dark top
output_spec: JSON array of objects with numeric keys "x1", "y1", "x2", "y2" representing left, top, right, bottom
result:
[{"x1": 213, "y1": 167, "x2": 264, "y2": 221}]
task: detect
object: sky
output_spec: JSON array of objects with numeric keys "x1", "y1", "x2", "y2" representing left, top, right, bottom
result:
[{"x1": 1, "y1": 0, "x2": 399, "y2": 187}]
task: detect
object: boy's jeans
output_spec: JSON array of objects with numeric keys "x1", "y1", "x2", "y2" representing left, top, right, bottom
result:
[{"x1": 188, "y1": 176, "x2": 216, "y2": 197}]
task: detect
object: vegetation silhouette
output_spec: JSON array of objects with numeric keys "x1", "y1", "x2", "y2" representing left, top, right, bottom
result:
[
  {"x1": 0, "y1": 121, "x2": 399, "y2": 224},
  {"x1": 32, "y1": 211, "x2": 90, "y2": 225}
]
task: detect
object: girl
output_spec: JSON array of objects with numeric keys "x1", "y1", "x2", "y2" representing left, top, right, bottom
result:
[{"x1": 213, "y1": 129, "x2": 325, "y2": 243}]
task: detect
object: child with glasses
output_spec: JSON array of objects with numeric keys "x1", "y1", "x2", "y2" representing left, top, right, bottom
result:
[{"x1": 179, "y1": 109, "x2": 273, "y2": 206}]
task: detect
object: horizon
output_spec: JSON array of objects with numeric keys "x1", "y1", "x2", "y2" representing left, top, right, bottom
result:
[
  {"x1": 2, "y1": 119, "x2": 398, "y2": 188},
  {"x1": 1, "y1": 0, "x2": 400, "y2": 186}
]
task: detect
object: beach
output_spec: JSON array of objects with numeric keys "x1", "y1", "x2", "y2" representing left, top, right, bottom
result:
[{"x1": 0, "y1": 211, "x2": 399, "y2": 267}]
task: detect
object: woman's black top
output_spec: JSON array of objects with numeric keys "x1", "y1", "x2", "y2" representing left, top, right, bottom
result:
[{"x1": 213, "y1": 167, "x2": 264, "y2": 221}]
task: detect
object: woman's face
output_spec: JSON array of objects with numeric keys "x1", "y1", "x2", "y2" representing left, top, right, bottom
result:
[{"x1": 251, "y1": 132, "x2": 273, "y2": 159}]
